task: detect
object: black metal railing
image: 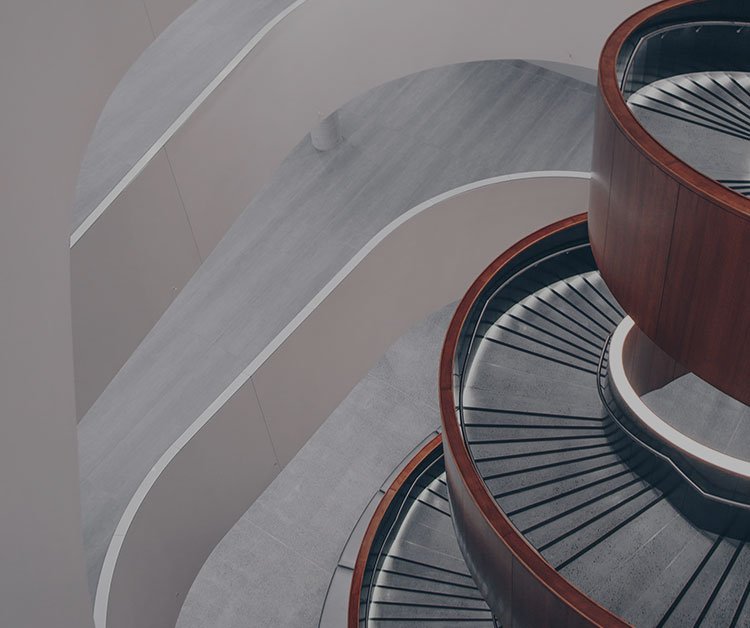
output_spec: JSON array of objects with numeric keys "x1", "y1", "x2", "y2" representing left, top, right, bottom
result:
[{"x1": 597, "y1": 333, "x2": 750, "y2": 510}]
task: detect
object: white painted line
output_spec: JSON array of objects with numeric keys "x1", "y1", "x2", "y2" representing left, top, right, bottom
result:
[
  {"x1": 71, "y1": 0, "x2": 309, "y2": 248},
  {"x1": 93, "y1": 171, "x2": 590, "y2": 627}
]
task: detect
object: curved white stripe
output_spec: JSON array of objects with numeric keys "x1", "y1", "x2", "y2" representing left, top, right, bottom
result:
[
  {"x1": 71, "y1": 0, "x2": 309, "y2": 248},
  {"x1": 92, "y1": 170, "x2": 590, "y2": 627},
  {"x1": 609, "y1": 317, "x2": 750, "y2": 478}
]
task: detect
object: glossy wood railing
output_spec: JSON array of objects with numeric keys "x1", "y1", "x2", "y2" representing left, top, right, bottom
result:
[
  {"x1": 439, "y1": 215, "x2": 629, "y2": 628},
  {"x1": 589, "y1": 0, "x2": 750, "y2": 405},
  {"x1": 348, "y1": 433, "x2": 443, "y2": 626}
]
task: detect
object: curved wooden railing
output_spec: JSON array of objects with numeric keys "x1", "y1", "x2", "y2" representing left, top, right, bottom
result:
[
  {"x1": 348, "y1": 433, "x2": 443, "y2": 626},
  {"x1": 590, "y1": 0, "x2": 750, "y2": 405},
  {"x1": 438, "y1": 214, "x2": 629, "y2": 628}
]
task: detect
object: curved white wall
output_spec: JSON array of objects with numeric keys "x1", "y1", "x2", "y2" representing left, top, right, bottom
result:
[
  {"x1": 96, "y1": 173, "x2": 590, "y2": 628},
  {"x1": 71, "y1": 0, "x2": 653, "y2": 418}
]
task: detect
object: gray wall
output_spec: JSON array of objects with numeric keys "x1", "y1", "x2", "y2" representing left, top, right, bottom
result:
[
  {"x1": 144, "y1": 0, "x2": 198, "y2": 36},
  {"x1": 0, "y1": 0, "x2": 195, "y2": 625}
]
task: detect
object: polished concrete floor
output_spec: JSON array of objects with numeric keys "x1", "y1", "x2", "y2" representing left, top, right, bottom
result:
[
  {"x1": 77, "y1": 59, "x2": 597, "y2": 593},
  {"x1": 177, "y1": 305, "x2": 452, "y2": 628}
]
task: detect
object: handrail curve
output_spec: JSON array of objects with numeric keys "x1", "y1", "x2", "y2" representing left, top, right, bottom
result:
[
  {"x1": 598, "y1": 0, "x2": 750, "y2": 220},
  {"x1": 439, "y1": 214, "x2": 630, "y2": 628},
  {"x1": 347, "y1": 433, "x2": 444, "y2": 627},
  {"x1": 591, "y1": 0, "x2": 750, "y2": 406}
]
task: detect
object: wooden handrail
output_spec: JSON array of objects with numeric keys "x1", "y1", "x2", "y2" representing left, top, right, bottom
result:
[
  {"x1": 598, "y1": 0, "x2": 750, "y2": 220},
  {"x1": 347, "y1": 433, "x2": 442, "y2": 627},
  {"x1": 590, "y1": 0, "x2": 750, "y2": 405},
  {"x1": 351, "y1": 4, "x2": 750, "y2": 622},
  {"x1": 438, "y1": 214, "x2": 630, "y2": 627}
]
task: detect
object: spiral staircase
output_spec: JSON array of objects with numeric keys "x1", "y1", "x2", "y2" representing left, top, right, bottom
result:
[
  {"x1": 349, "y1": 222, "x2": 750, "y2": 626},
  {"x1": 341, "y1": 2, "x2": 750, "y2": 626}
]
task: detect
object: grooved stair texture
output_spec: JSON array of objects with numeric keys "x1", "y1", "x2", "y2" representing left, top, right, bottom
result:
[
  {"x1": 460, "y1": 245, "x2": 750, "y2": 627},
  {"x1": 362, "y1": 456, "x2": 495, "y2": 627},
  {"x1": 629, "y1": 71, "x2": 750, "y2": 199}
]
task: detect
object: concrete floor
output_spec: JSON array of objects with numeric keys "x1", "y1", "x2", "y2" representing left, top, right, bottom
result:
[
  {"x1": 177, "y1": 304, "x2": 453, "y2": 628},
  {"x1": 77, "y1": 59, "x2": 597, "y2": 593}
]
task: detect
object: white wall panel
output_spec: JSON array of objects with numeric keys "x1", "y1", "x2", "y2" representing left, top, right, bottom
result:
[
  {"x1": 71, "y1": 149, "x2": 202, "y2": 418},
  {"x1": 103, "y1": 382, "x2": 277, "y2": 628}
]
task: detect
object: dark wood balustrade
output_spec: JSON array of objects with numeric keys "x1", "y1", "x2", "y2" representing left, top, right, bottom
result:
[{"x1": 590, "y1": 0, "x2": 750, "y2": 405}]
